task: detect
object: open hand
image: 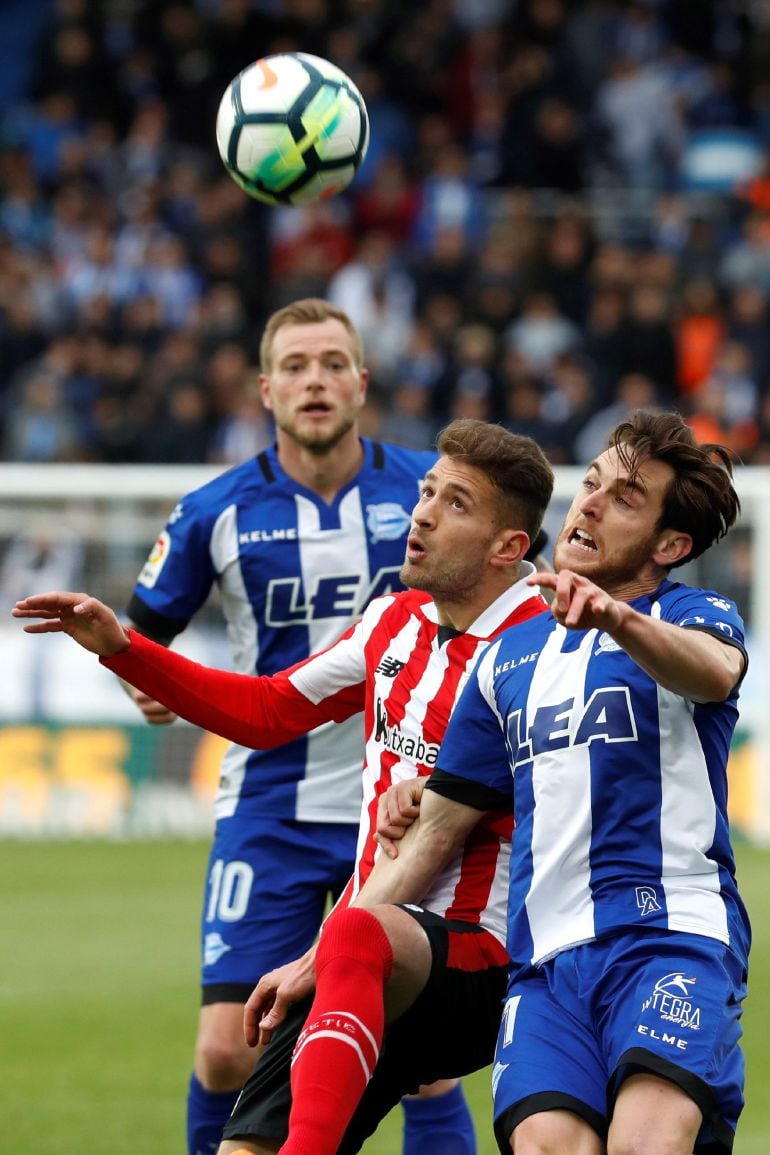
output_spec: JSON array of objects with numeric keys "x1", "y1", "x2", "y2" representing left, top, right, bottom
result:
[{"x1": 12, "y1": 592, "x2": 131, "y2": 657}]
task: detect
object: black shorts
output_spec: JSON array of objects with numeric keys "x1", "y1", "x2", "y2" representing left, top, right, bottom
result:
[{"x1": 222, "y1": 905, "x2": 509, "y2": 1154}]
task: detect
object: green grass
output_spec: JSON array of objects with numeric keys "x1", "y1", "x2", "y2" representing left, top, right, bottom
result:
[{"x1": 1, "y1": 839, "x2": 768, "y2": 1153}]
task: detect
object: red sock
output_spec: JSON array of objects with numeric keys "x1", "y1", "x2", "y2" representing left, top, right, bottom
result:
[{"x1": 280, "y1": 907, "x2": 394, "y2": 1155}]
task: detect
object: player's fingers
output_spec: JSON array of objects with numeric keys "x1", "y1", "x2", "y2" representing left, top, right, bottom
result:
[
  {"x1": 12, "y1": 606, "x2": 63, "y2": 619},
  {"x1": 564, "y1": 587, "x2": 591, "y2": 628},
  {"x1": 20, "y1": 620, "x2": 65, "y2": 634},
  {"x1": 553, "y1": 570, "x2": 576, "y2": 616},
  {"x1": 138, "y1": 697, "x2": 178, "y2": 724},
  {"x1": 71, "y1": 596, "x2": 112, "y2": 621},
  {"x1": 14, "y1": 591, "x2": 88, "y2": 612},
  {"x1": 244, "y1": 988, "x2": 272, "y2": 1047},
  {"x1": 257, "y1": 994, "x2": 289, "y2": 1047},
  {"x1": 374, "y1": 830, "x2": 400, "y2": 858},
  {"x1": 146, "y1": 710, "x2": 178, "y2": 725},
  {"x1": 390, "y1": 778, "x2": 424, "y2": 820}
]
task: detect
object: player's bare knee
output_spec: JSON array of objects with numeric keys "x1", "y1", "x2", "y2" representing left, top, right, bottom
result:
[
  {"x1": 217, "y1": 1141, "x2": 280, "y2": 1155},
  {"x1": 512, "y1": 1110, "x2": 602, "y2": 1155},
  {"x1": 370, "y1": 903, "x2": 431, "y2": 964},
  {"x1": 195, "y1": 1035, "x2": 254, "y2": 1090},
  {"x1": 365, "y1": 903, "x2": 432, "y2": 1016},
  {"x1": 609, "y1": 1073, "x2": 702, "y2": 1155}
]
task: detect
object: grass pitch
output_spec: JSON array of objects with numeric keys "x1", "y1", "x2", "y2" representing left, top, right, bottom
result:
[{"x1": 1, "y1": 839, "x2": 767, "y2": 1154}]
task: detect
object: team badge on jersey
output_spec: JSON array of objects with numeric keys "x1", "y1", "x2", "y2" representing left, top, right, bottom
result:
[
  {"x1": 595, "y1": 631, "x2": 622, "y2": 655},
  {"x1": 366, "y1": 502, "x2": 412, "y2": 542},
  {"x1": 138, "y1": 530, "x2": 171, "y2": 589}
]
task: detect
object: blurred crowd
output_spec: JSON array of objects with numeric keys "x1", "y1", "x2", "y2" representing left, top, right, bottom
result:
[{"x1": 3, "y1": 0, "x2": 770, "y2": 467}]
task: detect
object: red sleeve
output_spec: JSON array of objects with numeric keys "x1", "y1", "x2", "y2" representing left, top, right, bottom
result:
[{"x1": 102, "y1": 630, "x2": 365, "y2": 749}]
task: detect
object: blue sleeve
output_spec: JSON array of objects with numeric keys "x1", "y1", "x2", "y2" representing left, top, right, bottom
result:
[
  {"x1": 127, "y1": 494, "x2": 217, "y2": 635},
  {"x1": 661, "y1": 584, "x2": 746, "y2": 650},
  {"x1": 435, "y1": 647, "x2": 513, "y2": 797},
  {"x1": 660, "y1": 583, "x2": 748, "y2": 693}
]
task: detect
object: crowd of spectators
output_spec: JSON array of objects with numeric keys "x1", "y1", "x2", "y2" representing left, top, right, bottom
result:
[{"x1": 3, "y1": 0, "x2": 770, "y2": 468}]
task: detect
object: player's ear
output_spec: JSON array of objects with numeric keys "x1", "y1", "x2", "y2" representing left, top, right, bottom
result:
[
  {"x1": 653, "y1": 529, "x2": 692, "y2": 568},
  {"x1": 259, "y1": 373, "x2": 274, "y2": 411},
  {"x1": 490, "y1": 529, "x2": 530, "y2": 569},
  {"x1": 358, "y1": 367, "x2": 369, "y2": 405}
]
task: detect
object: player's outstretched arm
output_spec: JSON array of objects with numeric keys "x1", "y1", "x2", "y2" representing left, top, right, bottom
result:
[
  {"x1": 531, "y1": 570, "x2": 744, "y2": 702},
  {"x1": 12, "y1": 592, "x2": 130, "y2": 657}
]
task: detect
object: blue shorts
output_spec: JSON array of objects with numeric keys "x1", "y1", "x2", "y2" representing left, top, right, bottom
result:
[
  {"x1": 200, "y1": 814, "x2": 358, "y2": 999},
  {"x1": 493, "y1": 929, "x2": 747, "y2": 1155}
]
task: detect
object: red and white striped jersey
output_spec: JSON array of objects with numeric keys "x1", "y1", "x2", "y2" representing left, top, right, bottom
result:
[{"x1": 104, "y1": 563, "x2": 547, "y2": 946}]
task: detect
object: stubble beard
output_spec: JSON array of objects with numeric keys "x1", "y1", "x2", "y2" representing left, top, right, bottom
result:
[
  {"x1": 554, "y1": 529, "x2": 661, "y2": 593},
  {"x1": 399, "y1": 555, "x2": 483, "y2": 602},
  {"x1": 278, "y1": 412, "x2": 356, "y2": 456}
]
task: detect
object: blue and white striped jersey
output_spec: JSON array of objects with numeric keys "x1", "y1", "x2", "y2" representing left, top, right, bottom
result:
[
  {"x1": 127, "y1": 439, "x2": 435, "y2": 824},
  {"x1": 434, "y1": 579, "x2": 751, "y2": 976}
]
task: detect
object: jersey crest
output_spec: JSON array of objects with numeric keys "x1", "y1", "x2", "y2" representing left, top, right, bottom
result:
[{"x1": 366, "y1": 502, "x2": 412, "y2": 542}]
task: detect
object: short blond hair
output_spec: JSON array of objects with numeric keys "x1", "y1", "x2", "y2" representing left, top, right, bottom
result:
[{"x1": 259, "y1": 298, "x2": 364, "y2": 374}]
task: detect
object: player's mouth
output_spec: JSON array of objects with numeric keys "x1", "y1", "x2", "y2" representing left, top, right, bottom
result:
[
  {"x1": 300, "y1": 401, "x2": 333, "y2": 417},
  {"x1": 405, "y1": 534, "x2": 426, "y2": 560},
  {"x1": 568, "y1": 527, "x2": 597, "y2": 551}
]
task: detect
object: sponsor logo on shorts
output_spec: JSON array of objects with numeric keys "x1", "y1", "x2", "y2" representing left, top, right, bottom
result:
[
  {"x1": 641, "y1": 971, "x2": 701, "y2": 1031},
  {"x1": 204, "y1": 932, "x2": 232, "y2": 966}
]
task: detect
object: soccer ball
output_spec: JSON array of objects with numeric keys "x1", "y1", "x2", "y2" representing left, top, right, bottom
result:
[{"x1": 215, "y1": 52, "x2": 370, "y2": 206}]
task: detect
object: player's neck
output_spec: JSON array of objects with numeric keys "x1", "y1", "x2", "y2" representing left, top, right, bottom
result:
[
  {"x1": 276, "y1": 429, "x2": 365, "y2": 504},
  {"x1": 434, "y1": 566, "x2": 524, "y2": 633},
  {"x1": 601, "y1": 562, "x2": 669, "y2": 604}
]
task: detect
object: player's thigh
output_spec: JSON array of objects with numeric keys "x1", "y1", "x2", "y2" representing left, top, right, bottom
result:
[
  {"x1": 201, "y1": 816, "x2": 357, "y2": 989},
  {"x1": 337, "y1": 910, "x2": 509, "y2": 1154},
  {"x1": 370, "y1": 903, "x2": 433, "y2": 1018},
  {"x1": 492, "y1": 963, "x2": 609, "y2": 1153},
  {"x1": 511, "y1": 1110, "x2": 604, "y2": 1155},
  {"x1": 600, "y1": 930, "x2": 747, "y2": 1151},
  {"x1": 610, "y1": 1072, "x2": 701, "y2": 1155}
]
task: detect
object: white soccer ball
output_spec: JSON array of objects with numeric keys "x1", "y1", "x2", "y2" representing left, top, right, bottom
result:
[{"x1": 215, "y1": 52, "x2": 370, "y2": 207}]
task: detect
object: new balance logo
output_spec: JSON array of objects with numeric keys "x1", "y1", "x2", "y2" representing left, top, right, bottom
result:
[{"x1": 376, "y1": 656, "x2": 405, "y2": 678}]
